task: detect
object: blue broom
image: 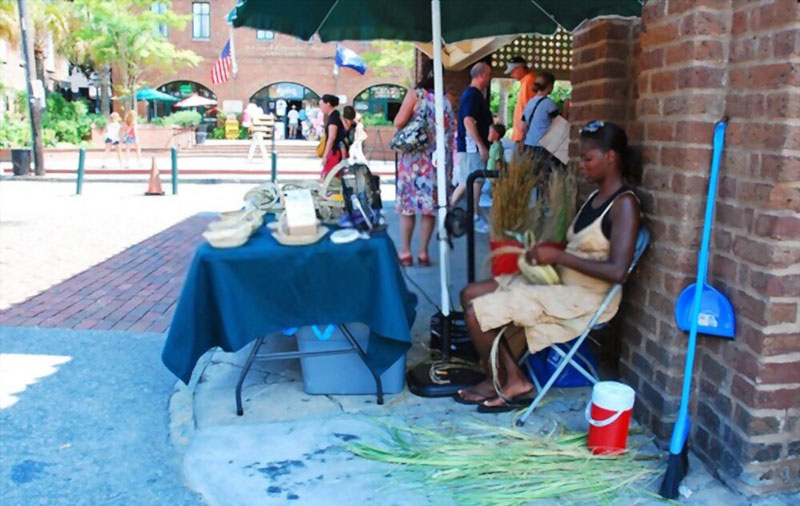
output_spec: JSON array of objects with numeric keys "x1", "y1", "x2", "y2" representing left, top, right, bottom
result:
[{"x1": 660, "y1": 117, "x2": 733, "y2": 498}]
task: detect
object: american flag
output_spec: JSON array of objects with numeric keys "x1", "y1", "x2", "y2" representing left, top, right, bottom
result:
[{"x1": 211, "y1": 40, "x2": 232, "y2": 84}]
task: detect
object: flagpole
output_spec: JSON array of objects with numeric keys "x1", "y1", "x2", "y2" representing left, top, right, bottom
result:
[
  {"x1": 229, "y1": 25, "x2": 238, "y2": 108},
  {"x1": 333, "y1": 45, "x2": 340, "y2": 95}
]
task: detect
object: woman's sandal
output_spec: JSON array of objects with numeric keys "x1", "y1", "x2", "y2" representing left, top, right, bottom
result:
[
  {"x1": 476, "y1": 391, "x2": 535, "y2": 414},
  {"x1": 398, "y1": 253, "x2": 413, "y2": 267},
  {"x1": 453, "y1": 388, "x2": 495, "y2": 405},
  {"x1": 417, "y1": 253, "x2": 432, "y2": 267}
]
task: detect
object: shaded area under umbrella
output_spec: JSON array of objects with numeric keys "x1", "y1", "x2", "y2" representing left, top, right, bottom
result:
[{"x1": 225, "y1": 0, "x2": 644, "y2": 398}]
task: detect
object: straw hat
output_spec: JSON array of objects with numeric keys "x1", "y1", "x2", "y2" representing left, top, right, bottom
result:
[
  {"x1": 208, "y1": 209, "x2": 265, "y2": 232},
  {"x1": 202, "y1": 220, "x2": 253, "y2": 248}
]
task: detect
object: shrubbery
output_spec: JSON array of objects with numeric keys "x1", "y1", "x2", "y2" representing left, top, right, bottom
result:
[{"x1": 161, "y1": 110, "x2": 202, "y2": 128}]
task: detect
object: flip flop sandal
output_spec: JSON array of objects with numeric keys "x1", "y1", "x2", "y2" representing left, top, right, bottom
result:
[
  {"x1": 453, "y1": 389, "x2": 495, "y2": 406},
  {"x1": 417, "y1": 254, "x2": 432, "y2": 267},
  {"x1": 476, "y1": 393, "x2": 534, "y2": 414},
  {"x1": 398, "y1": 254, "x2": 413, "y2": 267}
]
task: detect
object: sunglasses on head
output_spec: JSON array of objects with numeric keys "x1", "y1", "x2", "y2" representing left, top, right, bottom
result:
[{"x1": 580, "y1": 121, "x2": 605, "y2": 134}]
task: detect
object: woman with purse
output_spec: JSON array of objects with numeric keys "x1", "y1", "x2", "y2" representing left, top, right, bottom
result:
[
  {"x1": 520, "y1": 72, "x2": 566, "y2": 169},
  {"x1": 392, "y1": 60, "x2": 455, "y2": 267}
]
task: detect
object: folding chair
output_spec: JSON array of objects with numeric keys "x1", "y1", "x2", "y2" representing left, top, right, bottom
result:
[{"x1": 516, "y1": 228, "x2": 650, "y2": 427}]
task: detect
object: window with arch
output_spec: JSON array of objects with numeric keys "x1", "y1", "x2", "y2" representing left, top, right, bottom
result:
[{"x1": 353, "y1": 84, "x2": 407, "y2": 125}]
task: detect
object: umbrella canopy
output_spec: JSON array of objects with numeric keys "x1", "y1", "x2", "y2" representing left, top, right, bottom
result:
[
  {"x1": 228, "y1": 0, "x2": 644, "y2": 318},
  {"x1": 136, "y1": 87, "x2": 179, "y2": 102},
  {"x1": 229, "y1": 0, "x2": 642, "y2": 42},
  {"x1": 174, "y1": 94, "x2": 218, "y2": 108}
]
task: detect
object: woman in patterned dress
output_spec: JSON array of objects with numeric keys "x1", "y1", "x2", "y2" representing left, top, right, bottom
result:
[{"x1": 393, "y1": 60, "x2": 455, "y2": 267}]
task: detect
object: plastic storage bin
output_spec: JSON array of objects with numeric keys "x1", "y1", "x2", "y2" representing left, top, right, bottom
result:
[{"x1": 295, "y1": 323, "x2": 406, "y2": 395}]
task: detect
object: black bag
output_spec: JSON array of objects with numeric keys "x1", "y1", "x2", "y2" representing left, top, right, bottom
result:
[{"x1": 339, "y1": 162, "x2": 384, "y2": 231}]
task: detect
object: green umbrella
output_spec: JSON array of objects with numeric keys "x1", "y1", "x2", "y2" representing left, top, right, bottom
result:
[
  {"x1": 228, "y1": 0, "x2": 643, "y2": 42},
  {"x1": 227, "y1": 0, "x2": 643, "y2": 322},
  {"x1": 136, "y1": 87, "x2": 179, "y2": 102}
]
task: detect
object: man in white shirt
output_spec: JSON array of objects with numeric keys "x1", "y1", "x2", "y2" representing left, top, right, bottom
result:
[{"x1": 287, "y1": 105, "x2": 300, "y2": 139}]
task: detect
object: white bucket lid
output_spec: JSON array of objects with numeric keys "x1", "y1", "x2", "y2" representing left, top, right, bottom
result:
[{"x1": 591, "y1": 381, "x2": 635, "y2": 411}]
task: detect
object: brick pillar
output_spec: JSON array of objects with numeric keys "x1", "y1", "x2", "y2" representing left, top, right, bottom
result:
[
  {"x1": 568, "y1": 16, "x2": 641, "y2": 194},
  {"x1": 626, "y1": 0, "x2": 799, "y2": 494},
  {"x1": 570, "y1": 0, "x2": 799, "y2": 495}
]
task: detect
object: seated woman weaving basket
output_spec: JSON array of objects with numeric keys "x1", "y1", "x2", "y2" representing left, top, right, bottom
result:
[{"x1": 457, "y1": 121, "x2": 641, "y2": 412}]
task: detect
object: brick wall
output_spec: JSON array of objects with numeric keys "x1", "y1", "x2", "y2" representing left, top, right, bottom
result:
[
  {"x1": 570, "y1": 0, "x2": 800, "y2": 495},
  {"x1": 120, "y1": 0, "x2": 406, "y2": 109}
]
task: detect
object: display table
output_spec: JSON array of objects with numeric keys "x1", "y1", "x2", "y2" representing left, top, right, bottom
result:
[{"x1": 161, "y1": 225, "x2": 417, "y2": 413}]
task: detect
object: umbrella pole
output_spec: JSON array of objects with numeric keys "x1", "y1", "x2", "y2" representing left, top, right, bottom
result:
[
  {"x1": 431, "y1": 0, "x2": 450, "y2": 322},
  {"x1": 406, "y1": 0, "x2": 486, "y2": 398}
]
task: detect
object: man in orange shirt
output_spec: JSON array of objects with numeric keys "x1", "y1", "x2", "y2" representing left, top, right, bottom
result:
[{"x1": 505, "y1": 56, "x2": 536, "y2": 149}]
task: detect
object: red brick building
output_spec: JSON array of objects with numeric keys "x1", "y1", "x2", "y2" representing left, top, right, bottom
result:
[{"x1": 133, "y1": 0, "x2": 407, "y2": 120}]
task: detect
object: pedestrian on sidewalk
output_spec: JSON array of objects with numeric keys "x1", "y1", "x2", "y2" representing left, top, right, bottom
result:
[
  {"x1": 287, "y1": 105, "x2": 300, "y2": 139},
  {"x1": 123, "y1": 110, "x2": 142, "y2": 169},
  {"x1": 248, "y1": 109, "x2": 274, "y2": 163},
  {"x1": 102, "y1": 112, "x2": 124, "y2": 168},
  {"x1": 392, "y1": 59, "x2": 456, "y2": 267},
  {"x1": 450, "y1": 62, "x2": 493, "y2": 235},
  {"x1": 505, "y1": 56, "x2": 536, "y2": 151},
  {"x1": 349, "y1": 112, "x2": 368, "y2": 163},
  {"x1": 319, "y1": 94, "x2": 347, "y2": 177},
  {"x1": 520, "y1": 71, "x2": 563, "y2": 168}
]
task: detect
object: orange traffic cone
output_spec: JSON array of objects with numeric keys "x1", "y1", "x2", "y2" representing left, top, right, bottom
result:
[{"x1": 145, "y1": 157, "x2": 165, "y2": 196}]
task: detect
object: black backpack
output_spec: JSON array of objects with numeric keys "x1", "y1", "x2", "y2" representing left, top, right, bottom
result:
[{"x1": 328, "y1": 161, "x2": 384, "y2": 231}]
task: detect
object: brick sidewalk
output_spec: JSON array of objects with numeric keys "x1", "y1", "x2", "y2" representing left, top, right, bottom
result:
[{"x1": 0, "y1": 215, "x2": 210, "y2": 333}]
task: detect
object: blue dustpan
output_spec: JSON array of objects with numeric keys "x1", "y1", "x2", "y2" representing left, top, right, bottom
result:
[
  {"x1": 675, "y1": 283, "x2": 734, "y2": 338},
  {"x1": 672, "y1": 117, "x2": 735, "y2": 339}
]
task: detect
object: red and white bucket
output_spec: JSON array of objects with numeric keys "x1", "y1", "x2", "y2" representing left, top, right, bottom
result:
[{"x1": 585, "y1": 381, "x2": 635, "y2": 455}]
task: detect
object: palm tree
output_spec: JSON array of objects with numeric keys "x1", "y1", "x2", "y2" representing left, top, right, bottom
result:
[
  {"x1": 29, "y1": 0, "x2": 71, "y2": 87},
  {"x1": 0, "y1": 0, "x2": 20, "y2": 45}
]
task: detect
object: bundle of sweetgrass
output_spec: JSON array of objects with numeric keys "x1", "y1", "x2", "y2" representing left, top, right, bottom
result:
[
  {"x1": 349, "y1": 422, "x2": 662, "y2": 505},
  {"x1": 489, "y1": 151, "x2": 546, "y2": 240},
  {"x1": 538, "y1": 164, "x2": 578, "y2": 244}
]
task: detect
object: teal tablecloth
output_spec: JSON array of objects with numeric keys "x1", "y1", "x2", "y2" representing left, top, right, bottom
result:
[{"x1": 162, "y1": 226, "x2": 417, "y2": 384}]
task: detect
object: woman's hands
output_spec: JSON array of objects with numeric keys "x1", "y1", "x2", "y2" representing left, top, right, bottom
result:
[{"x1": 526, "y1": 244, "x2": 563, "y2": 265}]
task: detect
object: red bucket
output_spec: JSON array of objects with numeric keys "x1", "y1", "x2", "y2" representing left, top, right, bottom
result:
[
  {"x1": 489, "y1": 239, "x2": 522, "y2": 277},
  {"x1": 586, "y1": 381, "x2": 635, "y2": 455}
]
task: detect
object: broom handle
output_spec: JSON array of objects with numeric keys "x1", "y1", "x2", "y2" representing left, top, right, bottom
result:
[{"x1": 669, "y1": 118, "x2": 728, "y2": 454}]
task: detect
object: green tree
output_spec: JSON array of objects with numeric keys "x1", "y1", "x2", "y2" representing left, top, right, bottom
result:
[
  {"x1": 69, "y1": 0, "x2": 201, "y2": 111},
  {"x1": 361, "y1": 41, "x2": 415, "y2": 88}
]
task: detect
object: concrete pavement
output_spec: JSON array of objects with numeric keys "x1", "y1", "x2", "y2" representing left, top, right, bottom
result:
[{"x1": 0, "y1": 326, "x2": 202, "y2": 506}]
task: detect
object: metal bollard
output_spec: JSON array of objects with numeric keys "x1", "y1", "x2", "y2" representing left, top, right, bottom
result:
[
  {"x1": 171, "y1": 147, "x2": 178, "y2": 195},
  {"x1": 76, "y1": 148, "x2": 86, "y2": 195},
  {"x1": 270, "y1": 134, "x2": 277, "y2": 182}
]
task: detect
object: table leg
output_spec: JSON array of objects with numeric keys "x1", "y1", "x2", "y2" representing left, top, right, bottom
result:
[
  {"x1": 236, "y1": 336, "x2": 264, "y2": 416},
  {"x1": 339, "y1": 324, "x2": 384, "y2": 405}
]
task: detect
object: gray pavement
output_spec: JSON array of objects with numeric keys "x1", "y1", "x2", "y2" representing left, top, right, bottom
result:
[{"x1": 0, "y1": 326, "x2": 202, "y2": 506}]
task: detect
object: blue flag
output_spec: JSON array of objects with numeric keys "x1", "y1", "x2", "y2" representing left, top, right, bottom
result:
[{"x1": 335, "y1": 44, "x2": 368, "y2": 75}]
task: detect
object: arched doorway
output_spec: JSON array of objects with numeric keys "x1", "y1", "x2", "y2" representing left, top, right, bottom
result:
[
  {"x1": 152, "y1": 80, "x2": 216, "y2": 120},
  {"x1": 250, "y1": 82, "x2": 319, "y2": 139},
  {"x1": 353, "y1": 84, "x2": 407, "y2": 125}
]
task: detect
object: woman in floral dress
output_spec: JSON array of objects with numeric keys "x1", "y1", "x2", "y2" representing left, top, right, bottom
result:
[{"x1": 393, "y1": 60, "x2": 456, "y2": 266}]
